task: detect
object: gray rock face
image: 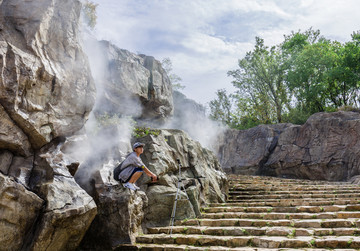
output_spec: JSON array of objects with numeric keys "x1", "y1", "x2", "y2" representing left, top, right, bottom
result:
[
  {"x1": 84, "y1": 39, "x2": 173, "y2": 123},
  {"x1": 0, "y1": 0, "x2": 95, "y2": 150},
  {"x1": 264, "y1": 112, "x2": 360, "y2": 180},
  {"x1": 217, "y1": 124, "x2": 292, "y2": 174},
  {"x1": 79, "y1": 162, "x2": 147, "y2": 249},
  {"x1": 77, "y1": 128, "x2": 227, "y2": 248},
  {"x1": 28, "y1": 138, "x2": 97, "y2": 251},
  {"x1": 0, "y1": 173, "x2": 43, "y2": 251},
  {"x1": 0, "y1": 0, "x2": 97, "y2": 250},
  {"x1": 136, "y1": 129, "x2": 228, "y2": 226},
  {"x1": 218, "y1": 111, "x2": 360, "y2": 181}
]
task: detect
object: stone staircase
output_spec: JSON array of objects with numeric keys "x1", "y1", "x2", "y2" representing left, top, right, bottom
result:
[{"x1": 122, "y1": 175, "x2": 360, "y2": 250}]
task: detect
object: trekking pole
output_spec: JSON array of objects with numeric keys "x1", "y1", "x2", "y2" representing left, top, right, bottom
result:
[{"x1": 168, "y1": 159, "x2": 199, "y2": 236}]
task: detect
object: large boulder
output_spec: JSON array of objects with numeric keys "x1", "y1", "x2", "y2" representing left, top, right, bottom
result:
[
  {"x1": 0, "y1": 0, "x2": 95, "y2": 151},
  {"x1": 137, "y1": 129, "x2": 228, "y2": 226},
  {"x1": 217, "y1": 124, "x2": 292, "y2": 174},
  {"x1": 79, "y1": 162, "x2": 148, "y2": 250},
  {"x1": 166, "y1": 91, "x2": 223, "y2": 150},
  {"x1": 264, "y1": 111, "x2": 360, "y2": 180},
  {"x1": 77, "y1": 128, "x2": 228, "y2": 248},
  {"x1": 0, "y1": 0, "x2": 97, "y2": 250},
  {"x1": 28, "y1": 140, "x2": 97, "y2": 251},
  {"x1": 218, "y1": 111, "x2": 360, "y2": 181},
  {"x1": 0, "y1": 0, "x2": 95, "y2": 184},
  {"x1": 0, "y1": 173, "x2": 43, "y2": 251},
  {"x1": 83, "y1": 38, "x2": 173, "y2": 123}
]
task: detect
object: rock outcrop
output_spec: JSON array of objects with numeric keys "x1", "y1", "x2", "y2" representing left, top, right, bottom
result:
[
  {"x1": 0, "y1": 173, "x2": 43, "y2": 251},
  {"x1": 83, "y1": 38, "x2": 173, "y2": 124},
  {"x1": 140, "y1": 129, "x2": 227, "y2": 226},
  {"x1": 0, "y1": 0, "x2": 97, "y2": 250},
  {"x1": 77, "y1": 128, "x2": 228, "y2": 248},
  {"x1": 217, "y1": 123, "x2": 291, "y2": 174},
  {"x1": 29, "y1": 139, "x2": 97, "y2": 251},
  {"x1": 0, "y1": 0, "x2": 95, "y2": 151},
  {"x1": 218, "y1": 111, "x2": 360, "y2": 181},
  {"x1": 79, "y1": 163, "x2": 148, "y2": 250}
]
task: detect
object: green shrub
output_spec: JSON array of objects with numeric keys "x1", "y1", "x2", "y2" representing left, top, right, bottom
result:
[{"x1": 133, "y1": 126, "x2": 160, "y2": 138}]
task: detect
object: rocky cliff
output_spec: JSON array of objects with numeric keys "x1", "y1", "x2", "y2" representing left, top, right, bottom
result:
[
  {"x1": 0, "y1": 1, "x2": 228, "y2": 250},
  {"x1": 82, "y1": 37, "x2": 174, "y2": 124},
  {"x1": 0, "y1": 0, "x2": 97, "y2": 250},
  {"x1": 217, "y1": 111, "x2": 360, "y2": 181}
]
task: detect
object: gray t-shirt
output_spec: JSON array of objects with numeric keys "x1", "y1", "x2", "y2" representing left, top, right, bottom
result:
[{"x1": 118, "y1": 152, "x2": 145, "y2": 182}]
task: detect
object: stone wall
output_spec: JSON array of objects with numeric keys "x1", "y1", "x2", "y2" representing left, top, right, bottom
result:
[{"x1": 217, "y1": 111, "x2": 360, "y2": 181}]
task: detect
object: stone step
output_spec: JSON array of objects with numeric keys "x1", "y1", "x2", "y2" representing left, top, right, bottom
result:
[
  {"x1": 226, "y1": 198, "x2": 360, "y2": 206},
  {"x1": 230, "y1": 181, "x2": 357, "y2": 185},
  {"x1": 211, "y1": 199, "x2": 360, "y2": 207},
  {"x1": 201, "y1": 211, "x2": 360, "y2": 220},
  {"x1": 230, "y1": 184, "x2": 360, "y2": 190},
  {"x1": 178, "y1": 218, "x2": 360, "y2": 228},
  {"x1": 136, "y1": 234, "x2": 360, "y2": 249},
  {"x1": 148, "y1": 226, "x2": 360, "y2": 237},
  {"x1": 229, "y1": 184, "x2": 355, "y2": 189},
  {"x1": 229, "y1": 180, "x2": 351, "y2": 186},
  {"x1": 229, "y1": 189, "x2": 360, "y2": 195},
  {"x1": 119, "y1": 243, "x2": 344, "y2": 251},
  {"x1": 228, "y1": 175, "x2": 350, "y2": 183},
  {"x1": 229, "y1": 181, "x2": 352, "y2": 186},
  {"x1": 203, "y1": 204, "x2": 360, "y2": 213},
  {"x1": 228, "y1": 193, "x2": 360, "y2": 200},
  {"x1": 137, "y1": 175, "x2": 360, "y2": 250}
]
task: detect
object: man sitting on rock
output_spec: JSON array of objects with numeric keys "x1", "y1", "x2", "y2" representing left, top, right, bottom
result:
[{"x1": 119, "y1": 142, "x2": 157, "y2": 191}]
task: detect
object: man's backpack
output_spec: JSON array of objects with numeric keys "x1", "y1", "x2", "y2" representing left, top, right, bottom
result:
[
  {"x1": 113, "y1": 160, "x2": 125, "y2": 182},
  {"x1": 113, "y1": 153, "x2": 131, "y2": 182}
]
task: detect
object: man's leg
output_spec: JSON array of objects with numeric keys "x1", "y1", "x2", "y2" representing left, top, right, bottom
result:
[{"x1": 128, "y1": 171, "x2": 143, "y2": 183}]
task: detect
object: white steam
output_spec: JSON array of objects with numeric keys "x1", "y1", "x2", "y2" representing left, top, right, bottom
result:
[
  {"x1": 72, "y1": 24, "x2": 140, "y2": 188},
  {"x1": 72, "y1": 11, "x2": 226, "y2": 190},
  {"x1": 164, "y1": 91, "x2": 227, "y2": 151}
]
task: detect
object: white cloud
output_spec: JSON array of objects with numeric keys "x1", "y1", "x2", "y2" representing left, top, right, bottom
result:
[{"x1": 90, "y1": 0, "x2": 360, "y2": 104}]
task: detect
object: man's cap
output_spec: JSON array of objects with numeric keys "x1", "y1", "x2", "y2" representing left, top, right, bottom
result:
[{"x1": 133, "y1": 142, "x2": 145, "y2": 149}]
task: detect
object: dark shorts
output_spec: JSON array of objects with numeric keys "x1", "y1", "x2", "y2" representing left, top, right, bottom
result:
[{"x1": 125, "y1": 167, "x2": 143, "y2": 183}]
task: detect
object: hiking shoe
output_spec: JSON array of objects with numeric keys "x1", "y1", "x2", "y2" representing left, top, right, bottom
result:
[
  {"x1": 133, "y1": 184, "x2": 140, "y2": 190},
  {"x1": 123, "y1": 182, "x2": 136, "y2": 191}
]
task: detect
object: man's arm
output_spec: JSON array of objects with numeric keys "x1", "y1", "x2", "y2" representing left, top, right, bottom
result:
[{"x1": 142, "y1": 166, "x2": 157, "y2": 180}]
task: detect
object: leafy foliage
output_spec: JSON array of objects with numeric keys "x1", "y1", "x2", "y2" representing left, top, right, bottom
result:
[
  {"x1": 161, "y1": 57, "x2": 185, "y2": 90},
  {"x1": 82, "y1": 0, "x2": 98, "y2": 29},
  {"x1": 228, "y1": 37, "x2": 290, "y2": 124},
  {"x1": 283, "y1": 29, "x2": 360, "y2": 113},
  {"x1": 209, "y1": 89, "x2": 233, "y2": 125},
  {"x1": 132, "y1": 127, "x2": 160, "y2": 138},
  {"x1": 210, "y1": 28, "x2": 360, "y2": 129}
]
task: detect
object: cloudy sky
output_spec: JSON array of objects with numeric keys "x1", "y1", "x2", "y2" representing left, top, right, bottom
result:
[{"x1": 89, "y1": 0, "x2": 360, "y2": 106}]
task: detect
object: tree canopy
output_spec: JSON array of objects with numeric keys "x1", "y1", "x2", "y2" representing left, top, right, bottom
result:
[{"x1": 210, "y1": 29, "x2": 360, "y2": 129}]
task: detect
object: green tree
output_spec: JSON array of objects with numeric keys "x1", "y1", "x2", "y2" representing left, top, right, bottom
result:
[
  {"x1": 212, "y1": 29, "x2": 360, "y2": 129},
  {"x1": 161, "y1": 57, "x2": 185, "y2": 90},
  {"x1": 228, "y1": 37, "x2": 290, "y2": 124},
  {"x1": 209, "y1": 89, "x2": 233, "y2": 126},
  {"x1": 82, "y1": 0, "x2": 98, "y2": 30},
  {"x1": 283, "y1": 30, "x2": 360, "y2": 112}
]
